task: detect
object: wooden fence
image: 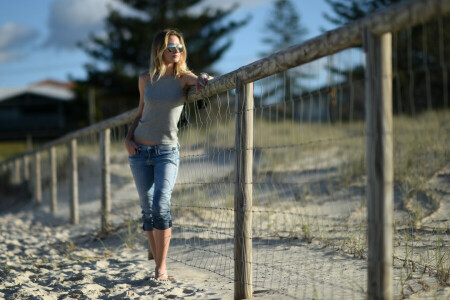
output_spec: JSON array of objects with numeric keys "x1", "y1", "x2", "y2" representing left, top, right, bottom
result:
[{"x1": 1, "y1": 0, "x2": 449, "y2": 298}]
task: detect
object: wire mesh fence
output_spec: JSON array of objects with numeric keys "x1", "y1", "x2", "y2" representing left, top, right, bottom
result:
[
  {"x1": 170, "y1": 92, "x2": 237, "y2": 282},
  {"x1": 0, "y1": 1, "x2": 449, "y2": 299},
  {"x1": 167, "y1": 17, "x2": 449, "y2": 297}
]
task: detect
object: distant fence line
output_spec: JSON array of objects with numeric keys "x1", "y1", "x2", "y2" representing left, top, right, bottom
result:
[{"x1": 1, "y1": 0, "x2": 450, "y2": 299}]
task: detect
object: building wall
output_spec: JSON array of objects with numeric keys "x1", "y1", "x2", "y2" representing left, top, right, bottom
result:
[{"x1": 0, "y1": 94, "x2": 73, "y2": 139}]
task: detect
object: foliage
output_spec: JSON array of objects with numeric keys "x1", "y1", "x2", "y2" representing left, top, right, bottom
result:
[
  {"x1": 76, "y1": 0, "x2": 249, "y2": 122},
  {"x1": 323, "y1": 0, "x2": 400, "y2": 26},
  {"x1": 324, "y1": 0, "x2": 450, "y2": 114},
  {"x1": 259, "y1": 0, "x2": 307, "y2": 56},
  {"x1": 0, "y1": 141, "x2": 28, "y2": 161},
  {"x1": 258, "y1": 0, "x2": 310, "y2": 105}
]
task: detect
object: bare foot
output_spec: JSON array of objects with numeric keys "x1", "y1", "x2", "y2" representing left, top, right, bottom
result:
[{"x1": 156, "y1": 270, "x2": 174, "y2": 283}]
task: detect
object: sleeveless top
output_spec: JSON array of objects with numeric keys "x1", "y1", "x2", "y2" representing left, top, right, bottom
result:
[{"x1": 133, "y1": 76, "x2": 186, "y2": 144}]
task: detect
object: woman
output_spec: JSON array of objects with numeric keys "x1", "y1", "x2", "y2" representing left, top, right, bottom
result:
[{"x1": 124, "y1": 29, "x2": 211, "y2": 282}]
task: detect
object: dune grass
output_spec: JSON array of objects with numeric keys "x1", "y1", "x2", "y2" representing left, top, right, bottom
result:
[
  {"x1": 173, "y1": 109, "x2": 449, "y2": 291},
  {"x1": 1, "y1": 105, "x2": 448, "y2": 295},
  {"x1": 0, "y1": 141, "x2": 29, "y2": 161}
]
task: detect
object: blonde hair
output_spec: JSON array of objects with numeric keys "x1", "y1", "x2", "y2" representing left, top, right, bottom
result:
[{"x1": 149, "y1": 29, "x2": 190, "y2": 83}]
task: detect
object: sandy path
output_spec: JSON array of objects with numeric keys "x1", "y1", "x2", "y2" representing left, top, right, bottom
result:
[
  {"x1": 0, "y1": 206, "x2": 233, "y2": 299},
  {"x1": 0, "y1": 204, "x2": 369, "y2": 300},
  {"x1": 1, "y1": 150, "x2": 448, "y2": 299}
]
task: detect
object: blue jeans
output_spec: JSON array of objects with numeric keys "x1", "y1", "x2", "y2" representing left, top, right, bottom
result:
[{"x1": 128, "y1": 143, "x2": 180, "y2": 231}]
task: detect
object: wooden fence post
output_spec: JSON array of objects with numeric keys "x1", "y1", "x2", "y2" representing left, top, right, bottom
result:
[
  {"x1": 234, "y1": 78, "x2": 253, "y2": 299},
  {"x1": 13, "y1": 158, "x2": 21, "y2": 185},
  {"x1": 23, "y1": 155, "x2": 29, "y2": 183},
  {"x1": 34, "y1": 152, "x2": 42, "y2": 205},
  {"x1": 22, "y1": 155, "x2": 30, "y2": 196},
  {"x1": 69, "y1": 139, "x2": 79, "y2": 224},
  {"x1": 100, "y1": 128, "x2": 111, "y2": 232},
  {"x1": 89, "y1": 87, "x2": 96, "y2": 125},
  {"x1": 50, "y1": 146, "x2": 57, "y2": 213},
  {"x1": 1, "y1": 162, "x2": 9, "y2": 190},
  {"x1": 364, "y1": 29, "x2": 394, "y2": 300}
]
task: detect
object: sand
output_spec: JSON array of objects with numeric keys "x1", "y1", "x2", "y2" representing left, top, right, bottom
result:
[
  {"x1": 0, "y1": 148, "x2": 448, "y2": 299},
  {"x1": 1, "y1": 201, "x2": 448, "y2": 299},
  {"x1": 0, "y1": 204, "x2": 234, "y2": 299}
]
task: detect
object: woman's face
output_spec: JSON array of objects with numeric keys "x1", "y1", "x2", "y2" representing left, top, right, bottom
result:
[{"x1": 163, "y1": 35, "x2": 182, "y2": 66}]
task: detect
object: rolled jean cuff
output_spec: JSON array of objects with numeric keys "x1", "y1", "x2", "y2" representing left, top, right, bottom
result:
[
  {"x1": 153, "y1": 219, "x2": 172, "y2": 230},
  {"x1": 142, "y1": 220, "x2": 172, "y2": 231},
  {"x1": 142, "y1": 221, "x2": 154, "y2": 231}
]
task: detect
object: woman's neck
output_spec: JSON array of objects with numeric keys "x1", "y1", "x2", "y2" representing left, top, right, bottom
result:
[{"x1": 164, "y1": 65, "x2": 175, "y2": 77}]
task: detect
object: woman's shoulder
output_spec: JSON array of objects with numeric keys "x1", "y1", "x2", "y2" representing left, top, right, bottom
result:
[
  {"x1": 138, "y1": 72, "x2": 150, "y2": 92},
  {"x1": 179, "y1": 72, "x2": 196, "y2": 89},
  {"x1": 139, "y1": 71, "x2": 150, "y2": 82}
]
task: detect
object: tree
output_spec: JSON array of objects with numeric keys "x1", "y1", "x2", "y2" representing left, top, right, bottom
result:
[
  {"x1": 324, "y1": 0, "x2": 450, "y2": 114},
  {"x1": 75, "y1": 0, "x2": 249, "y2": 124},
  {"x1": 259, "y1": 0, "x2": 309, "y2": 107},
  {"x1": 260, "y1": 0, "x2": 308, "y2": 56},
  {"x1": 323, "y1": 0, "x2": 399, "y2": 26}
]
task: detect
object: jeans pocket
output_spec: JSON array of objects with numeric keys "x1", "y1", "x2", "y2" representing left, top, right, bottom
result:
[{"x1": 128, "y1": 148, "x2": 142, "y2": 158}]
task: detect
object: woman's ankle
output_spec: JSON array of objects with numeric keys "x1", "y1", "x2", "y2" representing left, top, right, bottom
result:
[{"x1": 157, "y1": 267, "x2": 166, "y2": 275}]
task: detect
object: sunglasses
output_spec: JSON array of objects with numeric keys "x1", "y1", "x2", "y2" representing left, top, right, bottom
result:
[{"x1": 167, "y1": 44, "x2": 184, "y2": 53}]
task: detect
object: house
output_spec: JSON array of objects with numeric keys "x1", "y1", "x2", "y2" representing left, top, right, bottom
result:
[
  {"x1": 294, "y1": 79, "x2": 365, "y2": 123},
  {"x1": 0, "y1": 80, "x2": 76, "y2": 139},
  {"x1": 257, "y1": 79, "x2": 365, "y2": 123}
]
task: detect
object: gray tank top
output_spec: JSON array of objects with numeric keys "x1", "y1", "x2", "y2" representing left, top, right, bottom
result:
[{"x1": 133, "y1": 76, "x2": 186, "y2": 144}]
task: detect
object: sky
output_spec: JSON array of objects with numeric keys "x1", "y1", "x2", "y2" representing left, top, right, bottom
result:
[{"x1": 0, "y1": 0, "x2": 336, "y2": 88}]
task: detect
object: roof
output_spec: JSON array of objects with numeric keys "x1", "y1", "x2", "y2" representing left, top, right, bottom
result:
[
  {"x1": 31, "y1": 79, "x2": 75, "y2": 89},
  {"x1": 0, "y1": 80, "x2": 75, "y2": 102}
]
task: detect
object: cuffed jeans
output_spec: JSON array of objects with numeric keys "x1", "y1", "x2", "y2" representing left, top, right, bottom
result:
[{"x1": 128, "y1": 143, "x2": 180, "y2": 231}]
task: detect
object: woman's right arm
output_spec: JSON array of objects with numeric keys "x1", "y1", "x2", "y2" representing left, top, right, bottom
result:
[{"x1": 124, "y1": 74, "x2": 147, "y2": 155}]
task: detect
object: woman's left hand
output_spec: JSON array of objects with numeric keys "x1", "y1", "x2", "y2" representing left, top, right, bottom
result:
[{"x1": 196, "y1": 74, "x2": 209, "y2": 94}]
